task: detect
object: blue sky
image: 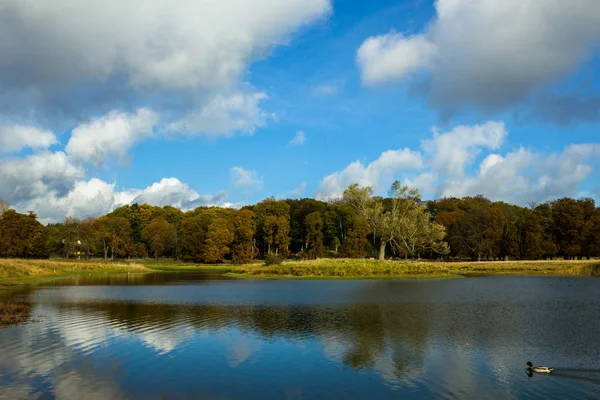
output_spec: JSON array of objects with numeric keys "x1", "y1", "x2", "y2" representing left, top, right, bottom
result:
[{"x1": 0, "y1": 0, "x2": 599, "y2": 223}]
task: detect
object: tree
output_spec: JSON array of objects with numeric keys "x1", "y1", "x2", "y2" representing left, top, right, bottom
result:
[
  {"x1": 343, "y1": 218, "x2": 369, "y2": 258},
  {"x1": 343, "y1": 181, "x2": 426, "y2": 261},
  {"x1": 202, "y1": 218, "x2": 233, "y2": 263},
  {"x1": 304, "y1": 211, "x2": 323, "y2": 259},
  {"x1": 180, "y1": 214, "x2": 206, "y2": 262},
  {"x1": 394, "y1": 202, "x2": 449, "y2": 259},
  {"x1": 231, "y1": 209, "x2": 256, "y2": 264},
  {"x1": 97, "y1": 217, "x2": 132, "y2": 260},
  {"x1": 0, "y1": 210, "x2": 48, "y2": 258},
  {"x1": 0, "y1": 200, "x2": 10, "y2": 216},
  {"x1": 551, "y1": 198, "x2": 585, "y2": 259},
  {"x1": 142, "y1": 217, "x2": 172, "y2": 259}
]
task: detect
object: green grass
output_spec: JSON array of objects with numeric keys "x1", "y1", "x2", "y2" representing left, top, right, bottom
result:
[
  {"x1": 229, "y1": 259, "x2": 600, "y2": 279},
  {"x1": 144, "y1": 262, "x2": 237, "y2": 272},
  {"x1": 1, "y1": 258, "x2": 598, "y2": 285},
  {"x1": 0, "y1": 258, "x2": 149, "y2": 285}
]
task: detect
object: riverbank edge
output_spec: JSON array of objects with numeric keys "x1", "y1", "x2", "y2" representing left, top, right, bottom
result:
[{"x1": 1, "y1": 259, "x2": 598, "y2": 286}]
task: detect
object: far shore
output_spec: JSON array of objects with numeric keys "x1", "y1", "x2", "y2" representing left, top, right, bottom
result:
[{"x1": 1, "y1": 258, "x2": 599, "y2": 287}]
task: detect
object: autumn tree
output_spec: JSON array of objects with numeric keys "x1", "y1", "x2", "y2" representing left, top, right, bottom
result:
[
  {"x1": 96, "y1": 217, "x2": 132, "y2": 259},
  {"x1": 304, "y1": 211, "x2": 323, "y2": 259},
  {"x1": 202, "y1": 218, "x2": 233, "y2": 263},
  {"x1": 0, "y1": 210, "x2": 47, "y2": 258},
  {"x1": 0, "y1": 200, "x2": 10, "y2": 215},
  {"x1": 343, "y1": 181, "x2": 432, "y2": 261},
  {"x1": 394, "y1": 202, "x2": 449, "y2": 259},
  {"x1": 343, "y1": 218, "x2": 369, "y2": 258},
  {"x1": 142, "y1": 217, "x2": 172, "y2": 259},
  {"x1": 180, "y1": 214, "x2": 206, "y2": 262},
  {"x1": 551, "y1": 198, "x2": 585, "y2": 259},
  {"x1": 231, "y1": 209, "x2": 256, "y2": 264}
]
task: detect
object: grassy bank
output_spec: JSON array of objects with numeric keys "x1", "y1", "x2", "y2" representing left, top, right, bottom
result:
[
  {"x1": 1, "y1": 258, "x2": 598, "y2": 285},
  {"x1": 0, "y1": 259, "x2": 149, "y2": 285},
  {"x1": 229, "y1": 259, "x2": 600, "y2": 279}
]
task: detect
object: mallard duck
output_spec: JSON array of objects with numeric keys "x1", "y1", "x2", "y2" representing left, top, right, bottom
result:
[{"x1": 526, "y1": 361, "x2": 553, "y2": 373}]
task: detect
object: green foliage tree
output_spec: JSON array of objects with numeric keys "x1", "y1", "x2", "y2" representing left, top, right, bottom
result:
[
  {"x1": 343, "y1": 218, "x2": 369, "y2": 258},
  {"x1": 0, "y1": 210, "x2": 48, "y2": 258},
  {"x1": 231, "y1": 209, "x2": 256, "y2": 264},
  {"x1": 202, "y1": 218, "x2": 233, "y2": 263},
  {"x1": 304, "y1": 211, "x2": 323, "y2": 259},
  {"x1": 142, "y1": 217, "x2": 172, "y2": 259}
]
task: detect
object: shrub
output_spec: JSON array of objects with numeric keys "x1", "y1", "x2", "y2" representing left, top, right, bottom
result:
[{"x1": 264, "y1": 253, "x2": 282, "y2": 266}]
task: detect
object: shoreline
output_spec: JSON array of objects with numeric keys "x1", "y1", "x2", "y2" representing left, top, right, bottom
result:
[{"x1": 1, "y1": 258, "x2": 598, "y2": 287}]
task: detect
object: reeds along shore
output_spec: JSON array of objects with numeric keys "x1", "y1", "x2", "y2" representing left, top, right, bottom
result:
[
  {"x1": 0, "y1": 258, "x2": 599, "y2": 283},
  {"x1": 0, "y1": 258, "x2": 148, "y2": 281},
  {"x1": 232, "y1": 259, "x2": 600, "y2": 278}
]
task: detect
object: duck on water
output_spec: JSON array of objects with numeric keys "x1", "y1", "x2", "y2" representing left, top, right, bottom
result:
[{"x1": 526, "y1": 361, "x2": 553, "y2": 374}]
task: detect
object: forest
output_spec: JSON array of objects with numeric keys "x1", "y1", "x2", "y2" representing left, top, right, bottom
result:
[{"x1": 1, "y1": 181, "x2": 599, "y2": 263}]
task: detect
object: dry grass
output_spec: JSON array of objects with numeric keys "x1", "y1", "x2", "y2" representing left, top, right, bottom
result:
[
  {"x1": 233, "y1": 259, "x2": 452, "y2": 278},
  {"x1": 0, "y1": 258, "x2": 149, "y2": 282},
  {"x1": 231, "y1": 258, "x2": 600, "y2": 278},
  {"x1": 0, "y1": 302, "x2": 32, "y2": 326}
]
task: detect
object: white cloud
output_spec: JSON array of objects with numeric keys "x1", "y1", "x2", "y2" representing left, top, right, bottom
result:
[
  {"x1": 0, "y1": 151, "x2": 85, "y2": 204},
  {"x1": 289, "y1": 130, "x2": 305, "y2": 146},
  {"x1": 230, "y1": 167, "x2": 262, "y2": 189},
  {"x1": 0, "y1": 0, "x2": 331, "y2": 92},
  {"x1": 316, "y1": 121, "x2": 600, "y2": 205},
  {"x1": 127, "y1": 177, "x2": 230, "y2": 210},
  {"x1": 357, "y1": 33, "x2": 436, "y2": 85},
  {"x1": 66, "y1": 108, "x2": 157, "y2": 165},
  {"x1": 0, "y1": 124, "x2": 57, "y2": 153},
  {"x1": 316, "y1": 148, "x2": 423, "y2": 199},
  {"x1": 289, "y1": 182, "x2": 307, "y2": 197},
  {"x1": 13, "y1": 176, "x2": 233, "y2": 223},
  {"x1": 357, "y1": 0, "x2": 600, "y2": 114},
  {"x1": 421, "y1": 121, "x2": 507, "y2": 177},
  {"x1": 168, "y1": 90, "x2": 270, "y2": 137}
]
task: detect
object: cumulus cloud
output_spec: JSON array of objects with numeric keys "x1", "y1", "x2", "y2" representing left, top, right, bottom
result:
[
  {"x1": 527, "y1": 92, "x2": 600, "y2": 126},
  {"x1": 230, "y1": 167, "x2": 262, "y2": 189},
  {"x1": 357, "y1": 0, "x2": 600, "y2": 116},
  {"x1": 0, "y1": 0, "x2": 331, "y2": 121},
  {"x1": 167, "y1": 91, "x2": 270, "y2": 137},
  {"x1": 66, "y1": 108, "x2": 157, "y2": 165},
  {"x1": 421, "y1": 121, "x2": 507, "y2": 177},
  {"x1": 316, "y1": 148, "x2": 423, "y2": 199},
  {"x1": 357, "y1": 33, "x2": 436, "y2": 85},
  {"x1": 317, "y1": 121, "x2": 600, "y2": 205},
  {"x1": 0, "y1": 124, "x2": 57, "y2": 153},
  {"x1": 0, "y1": 151, "x2": 85, "y2": 204},
  {"x1": 289, "y1": 182, "x2": 308, "y2": 197},
  {"x1": 13, "y1": 176, "x2": 233, "y2": 224},
  {"x1": 289, "y1": 130, "x2": 305, "y2": 146},
  {"x1": 127, "y1": 178, "x2": 229, "y2": 210}
]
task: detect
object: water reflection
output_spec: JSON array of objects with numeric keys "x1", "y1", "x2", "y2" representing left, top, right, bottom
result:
[{"x1": 0, "y1": 276, "x2": 599, "y2": 399}]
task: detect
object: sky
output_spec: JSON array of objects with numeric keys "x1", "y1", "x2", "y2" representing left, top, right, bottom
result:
[{"x1": 1, "y1": 0, "x2": 599, "y2": 223}]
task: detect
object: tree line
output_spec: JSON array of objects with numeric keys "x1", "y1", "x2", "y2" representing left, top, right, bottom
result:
[{"x1": 1, "y1": 183, "x2": 599, "y2": 262}]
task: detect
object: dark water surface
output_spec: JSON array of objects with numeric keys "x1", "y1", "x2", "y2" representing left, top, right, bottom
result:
[{"x1": 1, "y1": 273, "x2": 600, "y2": 399}]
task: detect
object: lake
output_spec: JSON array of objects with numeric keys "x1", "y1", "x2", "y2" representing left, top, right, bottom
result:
[{"x1": 1, "y1": 273, "x2": 600, "y2": 399}]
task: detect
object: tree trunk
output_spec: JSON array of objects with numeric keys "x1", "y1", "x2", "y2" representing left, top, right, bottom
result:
[
  {"x1": 378, "y1": 241, "x2": 386, "y2": 261},
  {"x1": 477, "y1": 252, "x2": 481, "y2": 262}
]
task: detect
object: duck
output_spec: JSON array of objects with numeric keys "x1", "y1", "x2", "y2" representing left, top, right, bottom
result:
[{"x1": 526, "y1": 361, "x2": 553, "y2": 373}]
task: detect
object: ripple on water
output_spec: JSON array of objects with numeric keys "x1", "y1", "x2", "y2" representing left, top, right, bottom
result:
[{"x1": 0, "y1": 275, "x2": 599, "y2": 399}]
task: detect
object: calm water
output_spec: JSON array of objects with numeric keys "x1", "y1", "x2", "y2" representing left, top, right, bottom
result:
[{"x1": 1, "y1": 273, "x2": 600, "y2": 399}]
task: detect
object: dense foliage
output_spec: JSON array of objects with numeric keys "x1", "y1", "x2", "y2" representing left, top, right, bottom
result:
[{"x1": 1, "y1": 182, "x2": 599, "y2": 262}]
